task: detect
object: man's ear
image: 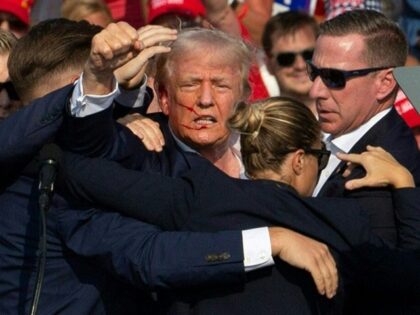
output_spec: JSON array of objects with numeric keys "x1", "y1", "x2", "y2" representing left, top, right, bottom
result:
[
  {"x1": 157, "y1": 84, "x2": 170, "y2": 115},
  {"x1": 376, "y1": 68, "x2": 398, "y2": 101},
  {"x1": 291, "y1": 149, "x2": 306, "y2": 176}
]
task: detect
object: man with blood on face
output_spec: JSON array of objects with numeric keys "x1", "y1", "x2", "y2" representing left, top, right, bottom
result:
[{"x1": 155, "y1": 27, "x2": 251, "y2": 177}]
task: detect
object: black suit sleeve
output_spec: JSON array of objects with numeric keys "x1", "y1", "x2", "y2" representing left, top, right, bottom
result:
[
  {"x1": 58, "y1": 86, "x2": 154, "y2": 160},
  {"x1": 0, "y1": 85, "x2": 73, "y2": 188},
  {"x1": 54, "y1": 206, "x2": 245, "y2": 290},
  {"x1": 392, "y1": 188, "x2": 420, "y2": 250},
  {"x1": 60, "y1": 151, "x2": 195, "y2": 230}
]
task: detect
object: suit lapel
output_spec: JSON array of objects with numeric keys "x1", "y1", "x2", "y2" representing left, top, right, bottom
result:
[{"x1": 318, "y1": 108, "x2": 398, "y2": 197}]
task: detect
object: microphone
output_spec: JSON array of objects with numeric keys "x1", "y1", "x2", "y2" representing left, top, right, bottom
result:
[{"x1": 38, "y1": 144, "x2": 61, "y2": 212}]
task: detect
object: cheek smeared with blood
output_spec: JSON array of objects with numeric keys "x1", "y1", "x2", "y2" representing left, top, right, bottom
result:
[{"x1": 177, "y1": 103, "x2": 209, "y2": 130}]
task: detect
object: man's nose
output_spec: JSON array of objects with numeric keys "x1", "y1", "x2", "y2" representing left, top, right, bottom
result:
[
  {"x1": 309, "y1": 75, "x2": 328, "y2": 99},
  {"x1": 294, "y1": 54, "x2": 307, "y2": 69},
  {"x1": 198, "y1": 82, "x2": 213, "y2": 107}
]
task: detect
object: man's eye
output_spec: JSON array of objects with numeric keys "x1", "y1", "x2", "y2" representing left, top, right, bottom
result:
[{"x1": 181, "y1": 83, "x2": 197, "y2": 90}]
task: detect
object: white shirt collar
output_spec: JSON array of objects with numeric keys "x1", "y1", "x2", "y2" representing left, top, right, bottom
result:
[
  {"x1": 169, "y1": 126, "x2": 245, "y2": 177},
  {"x1": 313, "y1": 107, "x2": 392, "y2": 196},
  {"x1": 327, "y1": 107, "x2": 392, "y2": 153}
]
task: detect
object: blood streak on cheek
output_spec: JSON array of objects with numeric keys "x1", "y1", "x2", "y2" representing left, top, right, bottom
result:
[
  {"x1": 177, "y1": 103, "x2": 200, "y2": 116},
  {"x1": 177, "y1": 103, "x2": 208, "y2": 130}
]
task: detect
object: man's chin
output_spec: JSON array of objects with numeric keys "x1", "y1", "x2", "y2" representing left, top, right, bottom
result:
[
  {"x1": 183, "y1": 134, "x2": 216, "y2": 148},
  {"x1": 319, "y1": 121, "x2": 339, "y2": 137},
  {"x1": 282, "y1": 85, "x2": 311, "y2": 98},
  {"x1": 185, "y1": 134, "x2": 229, "y2": 151}
]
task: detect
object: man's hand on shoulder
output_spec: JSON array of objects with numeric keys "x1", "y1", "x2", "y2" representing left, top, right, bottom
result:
[
  {"x1": 118, "y1": 113, "x2": 165, "y2": 152},
  {"x1": 269, "y1": 227, "x2": 338, "y2": 299}
]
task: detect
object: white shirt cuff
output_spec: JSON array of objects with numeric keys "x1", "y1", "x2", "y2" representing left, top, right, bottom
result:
[
  {"x1": 70, "y1": 73, "x2": 120, "y2": 117},
  {"x1": 115, "y1": 75, "x2": 148, "y2": 108},
  {"x1": 242, "y1": 227, "x2": 274, "y2": 271}
]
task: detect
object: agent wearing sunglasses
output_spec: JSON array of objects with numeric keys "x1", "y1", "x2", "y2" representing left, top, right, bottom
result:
[
  {"x1": 308, "y1": 9, "x2": 420, "y2": 315},
  {"x1": 262, "y1": 11, "x2": 318, "y2": 116}
]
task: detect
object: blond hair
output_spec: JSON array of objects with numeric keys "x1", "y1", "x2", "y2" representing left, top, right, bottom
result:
[{"x1": 228, "y1": 97, "x2": 320, "y2": 178}]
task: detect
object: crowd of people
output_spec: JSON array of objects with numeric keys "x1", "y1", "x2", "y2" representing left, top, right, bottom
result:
[{"x1": 1, "y1": 0, "x2": 420, "y2": 314}]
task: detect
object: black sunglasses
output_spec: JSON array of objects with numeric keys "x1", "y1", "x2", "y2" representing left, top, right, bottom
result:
[
  {"x1": 269, "y1": 142, "x2": 330, "y2": 171},
  {"x1": 305, "y1": 142, "x2": 330, "y2": 171},
  {"x1": 0, "y1": 81, "x2": 19, "y2": 101},
  {"x1": 306, "y1": 61, "x2": 392, "y2": 89},
  {"x1": 276, "y1": 49, "x2": 314, "y2": 67}
]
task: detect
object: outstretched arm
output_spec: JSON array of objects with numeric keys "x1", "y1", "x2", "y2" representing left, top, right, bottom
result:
[
  {"x1": 338, "y1": 146, "x2": 420, "y2": 250},
  {"x1": 337, "y1": 145, "x2": 415, "y2": 190},
  {"x1": 60, "y1": 151, "x2": 338, "y2": 298},
  {"x1": 56, "y1": 207, "x2": 246, "y2": 290}
]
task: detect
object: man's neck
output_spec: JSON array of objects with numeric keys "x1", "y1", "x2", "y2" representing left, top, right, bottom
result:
[
  {"x1": 170, "y1": 128, "x2": 242, "y2": 178},
  {"x1": 199, "y1": 145, "x2": 241, "y2": 178}
]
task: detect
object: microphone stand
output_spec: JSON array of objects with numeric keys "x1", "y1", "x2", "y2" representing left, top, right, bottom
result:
[
  {"x1": 30, "y1": 146, "x2": 60, "y2": 315},
  {"x1": 30, "y1": 196, "x2": 49, "y2": 315}
]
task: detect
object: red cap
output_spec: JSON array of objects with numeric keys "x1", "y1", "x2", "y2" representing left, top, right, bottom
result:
[
  {"x1": 147, "y1": 0, "x2": 206, "y2": 24},
  {"x1": 0, "y1": 0, "x2": 33, "y2": 26}
]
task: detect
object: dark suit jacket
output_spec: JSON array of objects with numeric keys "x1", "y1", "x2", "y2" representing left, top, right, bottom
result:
[
  {"x1": 318, "y1": 108, "x2": 420, "y2": 244},
  {"x1": 20, "y1": 98, "x2": 344, "y2": 314},
  {"x1": 60, "y1": 148, "x2": 420, "y2": 315},
  {"x1": 54, "y1": 101, "x2": 420, "y2": 315},
  {"x1": 0, "y1": 87, "x2": 247, "y2": 314},
  {"x1": 317, "y1": 108, "x2": 420, "y2": 314},
  {"x1": 6, "y1": 87, "x2": 419, "y2": 314}
]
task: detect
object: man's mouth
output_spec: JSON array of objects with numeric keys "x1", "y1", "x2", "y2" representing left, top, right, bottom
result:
[
  {"x1": 181, "y1": 116, "x2": 217, "y2": 130},
  {"x1": 291, "y1": 72, "x2": 310, "y2": 80},
  {"x1": 194, "y1": 116, "x2": 217, "y2": 125}
]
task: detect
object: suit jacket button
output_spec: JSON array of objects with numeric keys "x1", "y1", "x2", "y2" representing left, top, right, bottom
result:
[
  {"x1": 218, "y1": 252, "x2": 231, "y2": 260},
  {"x1": 205, "y1": 254, "x2": 217, "y2": 262}
]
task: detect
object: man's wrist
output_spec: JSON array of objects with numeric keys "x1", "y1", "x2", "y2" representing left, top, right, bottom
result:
[
  {"x1": 268, "y1": 227, "x2": 285, "y2": 256},
  {"x1": 118, "y1": 75, "x2": 147, "y2": 91},
  {"x1": 70, "y1": 74, "x2": 120, "y2": 117},
  {"x1": 82, "y1": 68, "x2": 115, "y2": 96},
  {"x1": 116, "y1": 75, "x2": 148, "y2": 108}
]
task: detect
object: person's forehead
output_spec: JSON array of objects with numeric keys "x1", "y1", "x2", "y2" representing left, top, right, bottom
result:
[
  {"x1": 173, "y1": 52, "x2": 242, "y2": 74},
  {"x1": 270, "y1": 32, "x2": 315, "y2": 56},
  {"x1": 312, "y1": 34, "x2": 367, "y2": 68},
  {"x1": 272, "y1": 26, "x2": 316, "y2": 46}
]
